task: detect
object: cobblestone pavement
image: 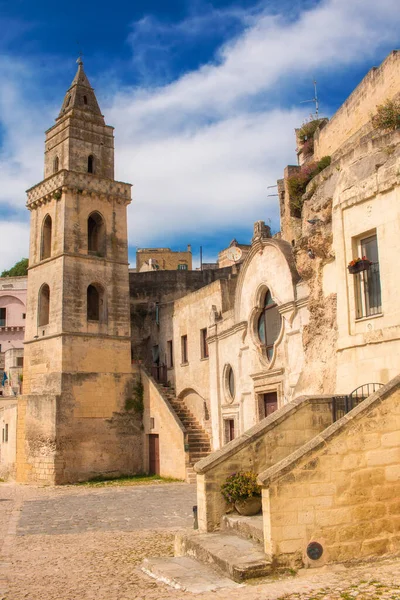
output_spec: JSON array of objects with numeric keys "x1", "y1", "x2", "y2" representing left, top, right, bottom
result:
[{"x1": 1, "y1": 482, "x2": 399, "y2": 600}]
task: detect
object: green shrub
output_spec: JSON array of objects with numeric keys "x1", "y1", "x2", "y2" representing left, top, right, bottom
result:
[
  {"x1": 298, "y1": 118, "x2": 325, "y2": 144},
  {"x1": 372, "y1": 99, "x2": 400, "y2": 132},
  {"x1": 125, "y1": 379, "x2": 144, "y2": 415},
  {"x1": 317, "y1": 155, "x2": 331, "y2": 171}
]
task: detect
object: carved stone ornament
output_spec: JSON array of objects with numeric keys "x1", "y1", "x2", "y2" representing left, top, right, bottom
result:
[{"x1": 252, "y1": 220, "x2": 272, "y2": 244}]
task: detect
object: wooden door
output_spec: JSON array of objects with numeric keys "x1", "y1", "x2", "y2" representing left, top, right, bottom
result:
[
  {"x1": 148, "y1": 434, "x2": 160, "y2": 475},
  {"x1": 264, "y1": 392, "x2": 278, "y2": 417}
]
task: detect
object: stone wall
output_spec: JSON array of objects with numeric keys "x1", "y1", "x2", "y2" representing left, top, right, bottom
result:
[
  {"x1": 195, "y1": 395, "x2": 332, "y2": 531},
  {"x1": 129, "y1": 267, "x2": 236, "y2": 368},
  {"x1": 142, "y1": 368, "x2": 187, "y2": 480},
  {"x1": 259, "y1": 376, "x2": 400, "y2": 566},
  {"x1": 314, "y1": 50, "x2": 400, "y2": 160},
  {"x1": 16, "y1": 376, "x2": 143, "y2": 484}
]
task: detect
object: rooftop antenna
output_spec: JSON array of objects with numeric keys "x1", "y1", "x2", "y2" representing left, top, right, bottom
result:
[{"x1": 301, "y1": 80, "x2": 319, "y2": 119}]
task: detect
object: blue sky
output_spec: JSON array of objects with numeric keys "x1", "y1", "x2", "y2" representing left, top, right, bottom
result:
[{"x1": 0, "y1": 0, "x2": 399, "y2": 270}]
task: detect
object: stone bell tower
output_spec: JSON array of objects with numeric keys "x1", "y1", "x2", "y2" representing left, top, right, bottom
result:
[{"x1": 16, "y1": 60, "x2": 142, "y2": 484}]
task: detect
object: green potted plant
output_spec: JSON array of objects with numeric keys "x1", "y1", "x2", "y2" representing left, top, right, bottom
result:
[{"x1": 221, "y1": 471, "x2": 262, "y2": 516}]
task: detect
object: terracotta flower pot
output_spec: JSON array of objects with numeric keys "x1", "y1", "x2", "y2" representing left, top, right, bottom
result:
[{"x1": 234, "y1": 496, "x2": 262, "y2": 516}]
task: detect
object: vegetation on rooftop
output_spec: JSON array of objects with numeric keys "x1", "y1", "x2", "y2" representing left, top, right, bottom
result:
[
  {"x1": 372, "y1": 98, "x2": 400, "y2": 132},
  {"x1": 298, "y1": 118, "x2": 326, "y2": 157},
  {"x1": 287, "y1": 156, "x2": 331, "y2": 217},
  {"x1": 1, "y1": 258, "x2": 29, "y2": 278}
]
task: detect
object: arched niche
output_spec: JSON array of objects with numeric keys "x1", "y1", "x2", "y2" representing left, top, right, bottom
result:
[
  {"x1": 38, "y1": 284, "x2": 50, "y2": 327},
  {"x1": 88, "y1": 154, "x2": 95, "y2": 174},
  {"x1": 178, "y1": 388, "x2": 209, "y2": 428},
  {"x1": 41, "y1": 215, "x2": 52, "y2": 260},
  {"x1": 87, "y1": 283, "x2": 106, "y2": 322},
  {"x1": 87, "y1": 211, "x2": 106, "y2": 256}
]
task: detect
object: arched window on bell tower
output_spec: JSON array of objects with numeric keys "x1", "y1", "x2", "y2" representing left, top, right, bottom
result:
[
  {"x1": 88, "y1": 211, "x2": 106, "y2": 256},
  {"x1": 88, "y1": 154, "x2": 95, "y2": 174},
  {"x1": 38, "y1": 284, "x2": 50, "y2": 326},
  {"x1": 53, "y1": 156, "x2": 59, "y2": 173},
  {"x1": 87, "y1": 283, "x2": 106, "y2": 322},
  {"x1": 41, "y1": 215, "x2": 52, "y2": 260}
]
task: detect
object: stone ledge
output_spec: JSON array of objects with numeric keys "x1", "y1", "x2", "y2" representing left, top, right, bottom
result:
[
  {"x1": 194, "y1": 395, "x2": 332, "y2": 474},
  {"x1": 258, "y1": 374, "x2": 400, "y2": 487},
  {"x1": 26, "y1": 170, "x2": 132, "y2": 207}
]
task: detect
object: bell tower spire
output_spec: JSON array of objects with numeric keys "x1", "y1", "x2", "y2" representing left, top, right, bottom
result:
[
  {"x1": 57, "y1": 58, "x2": 104, "y2": 121},
  {"x1": 44, "y1": 59, "x2": 114, "y2": 180}
]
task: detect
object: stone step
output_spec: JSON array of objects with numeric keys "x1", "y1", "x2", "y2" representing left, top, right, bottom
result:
[
  {"x1": 221, "y1": 514, "x2": 264, "y2": 544},
  {"x1": 188, "y1": 442, "x2": 210, "y2": 448},
  {"x1": 185, "y1": 425, "x2": 207, "y2": 431},
  {"x1": 175, "y1": 531, "x2": 272, "y2": 582},
  {"x1": 141, "y1": 556, "x2": 241, "y2": 593},
  {"x1": 189, "y1": 437, "x2": 210, "y2": 450},
  {"x1": 188, "y1": 438, "x2": 209, "y2": 444}
]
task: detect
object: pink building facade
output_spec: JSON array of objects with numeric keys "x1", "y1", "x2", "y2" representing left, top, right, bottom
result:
[{"x1": 0, "y1": 276, "x2": 27, "y2": 355}]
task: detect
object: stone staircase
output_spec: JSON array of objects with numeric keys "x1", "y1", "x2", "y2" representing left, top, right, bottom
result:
[
  {"x1": 142, "y1": 512, "x2": 271, "y2": 592},
  {"x1": 156, "y1": 383, "x2": 211, "y2": 483}
]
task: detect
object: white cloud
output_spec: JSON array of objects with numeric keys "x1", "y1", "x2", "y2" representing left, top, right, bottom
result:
[
  {"x1": 107, "y1": 0, "x2": 400, "y2": 252},
  {"x1": 0, "y1": 0, "x2": 399, "y2": 272},
  {"x1": 0, "y1": 222, "x2": 30, "y2": 273}
]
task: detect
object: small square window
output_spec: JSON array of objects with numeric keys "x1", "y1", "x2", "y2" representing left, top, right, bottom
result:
[
  {"x1": 17, "y1": 357, "x2": 24, "y2": 367},
  {"x1": 22, "y1": 313, "x2": 26, "y2": 320}
]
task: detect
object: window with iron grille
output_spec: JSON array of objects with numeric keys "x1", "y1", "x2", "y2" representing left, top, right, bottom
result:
[{"x1": 354, "y1": 234, "x2": 382, "y2": 319}]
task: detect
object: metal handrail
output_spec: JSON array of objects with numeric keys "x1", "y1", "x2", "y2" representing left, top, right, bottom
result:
[{"x1": 332, "y1": 382, "x2": 384, "y2": 422}]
